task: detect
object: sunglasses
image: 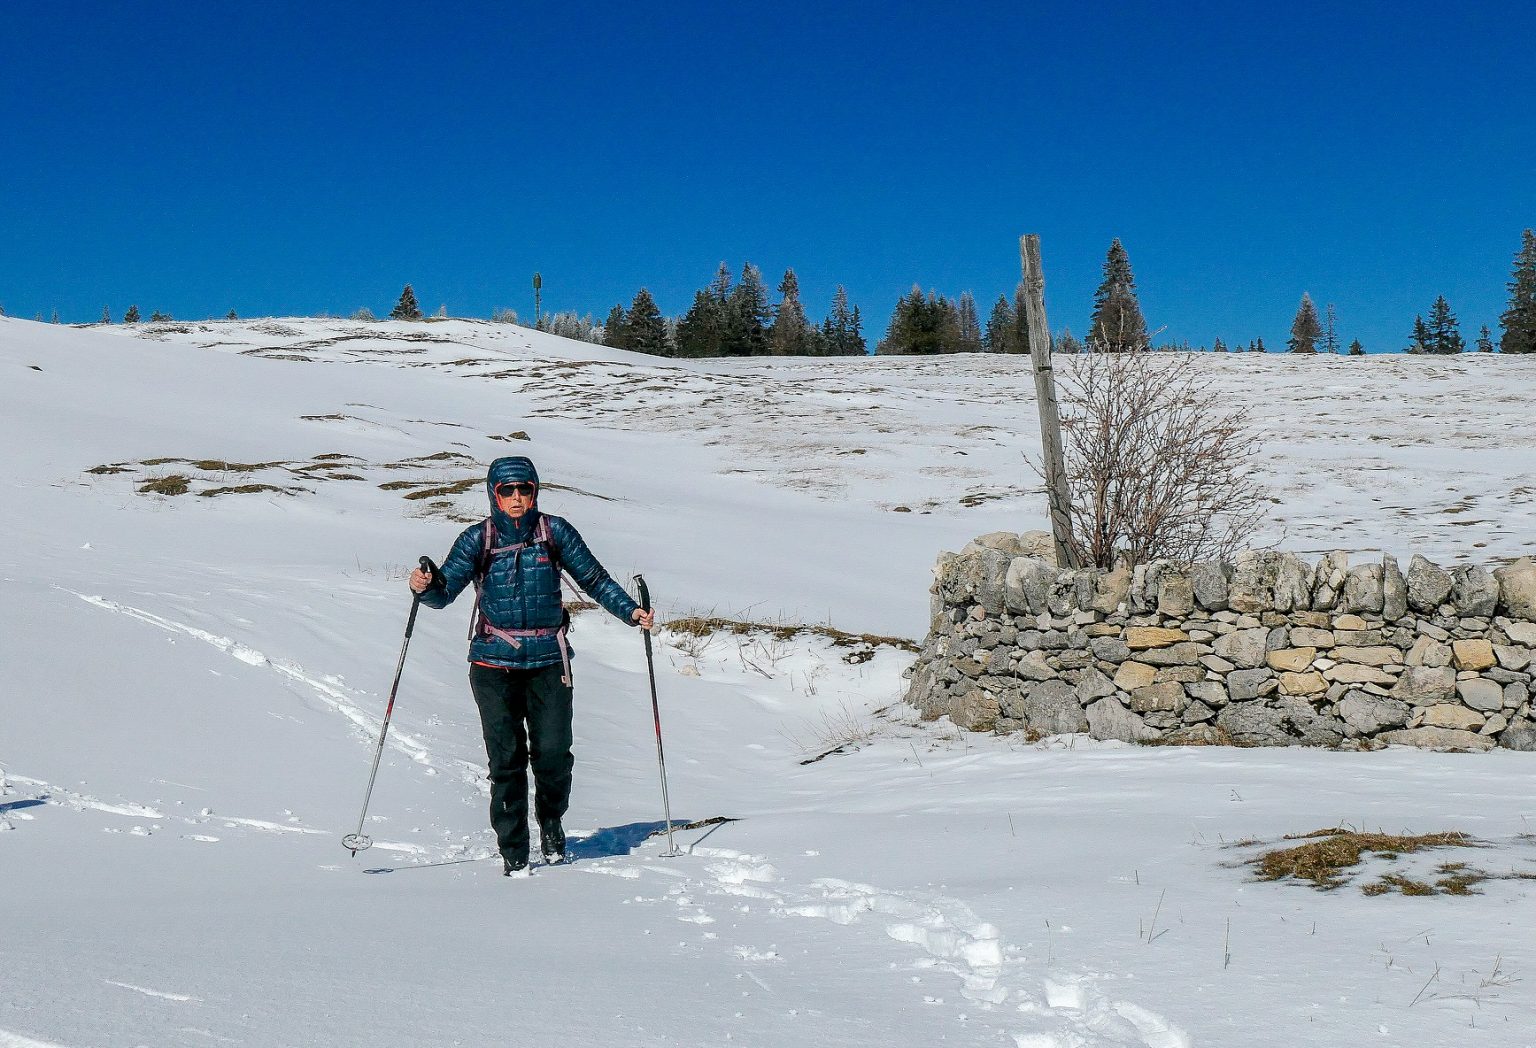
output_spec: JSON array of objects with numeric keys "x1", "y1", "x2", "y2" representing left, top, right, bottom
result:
[{"x1": 496, "y1": 482, "x2": 537, "y2": 498}]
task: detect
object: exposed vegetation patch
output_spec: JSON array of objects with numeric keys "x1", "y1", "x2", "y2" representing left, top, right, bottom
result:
[
  {"x1": 402, "y1": 479, "x2": 480, "y2": 500},
  {"x1": 664, "y1": 615, "x2": 918, "y2": 664},
  {"x1": 1250, "y1": 829, "x2": 1480, "y2": 891},
  {"x1": 198, "y1": 484, "x2": 303, "y2": 498},
  {"x1": 138, "y1": 475, "x2": 191, "y2": 496}
]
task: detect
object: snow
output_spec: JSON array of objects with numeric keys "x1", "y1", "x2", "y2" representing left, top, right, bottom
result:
[{"x1": 2, "y1": 315, "x2": 1534, "y2": 1047}]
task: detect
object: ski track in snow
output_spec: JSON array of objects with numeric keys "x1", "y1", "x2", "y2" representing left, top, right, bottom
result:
[
  {"x1": 580, "y1": 845, "x2": 1188, "y2": 1048},
  {"x1": 64, "y1": 589, "x2": 488, "y2": 790},
  {"x1": 104, "y1": 980, "x2": 201, "y2": 1003}
]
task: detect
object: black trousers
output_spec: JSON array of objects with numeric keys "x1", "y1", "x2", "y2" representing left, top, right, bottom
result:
[{"x1": 468, "y1": 662, "x2": 574, "y2": 864}]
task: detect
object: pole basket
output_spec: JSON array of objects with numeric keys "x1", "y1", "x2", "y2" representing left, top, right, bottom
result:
[{"x1": 343, "y1": 833, "x2": 373, "y2": 855}]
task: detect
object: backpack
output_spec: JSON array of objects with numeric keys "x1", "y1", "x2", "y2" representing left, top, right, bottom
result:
[{"x1": 469, "y1": 514, "x2": 575, "y2": 683}]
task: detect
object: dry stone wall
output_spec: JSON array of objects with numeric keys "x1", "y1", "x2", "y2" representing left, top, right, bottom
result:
[{"x1": 903, "y1": 533, "x2": 1536, "y2": 752}]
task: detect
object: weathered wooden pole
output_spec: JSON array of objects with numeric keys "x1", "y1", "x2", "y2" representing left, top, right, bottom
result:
[{"x1": 1020, "y1": 235, "x2": 1081, "y2": 569}]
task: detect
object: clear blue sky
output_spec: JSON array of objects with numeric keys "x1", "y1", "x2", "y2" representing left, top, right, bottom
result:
[{"x1": 3, "y1": 1, "x2": 1531, "y2": 351}]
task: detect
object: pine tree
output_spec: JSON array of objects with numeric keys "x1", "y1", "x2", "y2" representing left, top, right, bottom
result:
[
  {"x1": 227, "y1": 309, "x2": 239, "y2": 321},
  {"x1": 1212, "y1": 336, "x2": 1227, "y2": 353},
  {"x1": 626, "y1": 289, "x2": 670, "y2": 355},
  {"x1": 955, "y1": 292, "x2": 983, "y2": 353},
  {"x1": 149, "y1": 310, "x2": 171, "y2": 322},
  {"x1": 51, "y1": 310, "x2": 60, "y2": 324},
  {"x1": 1322, "y1": 303, "x2": 1340, "y2": 354},
  {"x1": 1086, "y1": 239, "x2": 1148, "y2": 352},
  {"x1": 1348, "y1": 339, "x2": 1365, "y2": 356},
  {"x1": 101, "y1": 306, "x2": 111, "y2": 324},
  {"x1": 1477, "y1": 325, "x2": 1495, "y2": 353},
  {"x1": 984, "y1": 295, "x2": 1016, "y2": 353},
  {"x1": 769, "y1": 269, "x2": 812, "y2": 356},
  {"x1": 1499, "y1": 229, "x2": 1536, "y2": 354},
  {"x1": 1056, "y1": 327, "x2": 1083, "y2": 354},
  {"x1": 675, "y1": 289, "x2": 725, "y2": 358},
  {"x1": 390, "y1": 284, "x2": 423, "y2": 321},
  {"x1": 1255, "y1": 336, "x2": 1268, "y2": 353},
  {"x1": 124, "y1": 305, "x2": 141, "y2": 323},
  {"x1": 820, "y1": 286, "x2": 863, "y2": 355},
  {"x1": 1407, "y1": 316, "x2": 1429, "y2": 354},
  {"x1": 602, "y1": 304, "x2": 628, "y2": 350},
  {"x1": 1425, "y1": 295, "x2": 1464, "y2": 354},
  {"x1": 1288, "y1": 293, "x2": 1322, "y2": 353},
  {"x1": 726, "y1": 263, "x2": 771, "y2": 355}
]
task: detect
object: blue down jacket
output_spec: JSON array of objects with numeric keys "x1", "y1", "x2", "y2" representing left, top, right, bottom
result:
[{"x1": 417, "y1": 456, "x2": 640, "y2": 670}]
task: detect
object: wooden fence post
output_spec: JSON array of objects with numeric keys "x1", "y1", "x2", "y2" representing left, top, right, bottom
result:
[{"x1": 1020, "y1": 234, "x2": 1081, "y2": 568}]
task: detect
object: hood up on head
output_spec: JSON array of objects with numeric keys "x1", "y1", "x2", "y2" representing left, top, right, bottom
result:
[{"x1": 486, "y1": 456, "x2": 541, "y2": 538}]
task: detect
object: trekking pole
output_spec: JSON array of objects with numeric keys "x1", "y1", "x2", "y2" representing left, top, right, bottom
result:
[
  {"x1": 633, "y1": 574, "x2": 680, "y2": 858},
  {"x1": 343, "y1": 556, "x2": 436, "y2": 856}
]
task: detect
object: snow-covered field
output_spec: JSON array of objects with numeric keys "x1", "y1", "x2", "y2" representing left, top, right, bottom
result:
[{"x1": 3, "y1": 316, "x2": 1533, "y2": 1048}]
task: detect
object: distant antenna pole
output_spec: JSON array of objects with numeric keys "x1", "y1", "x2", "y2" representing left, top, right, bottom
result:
[
  {"x1": 533, "y1": 272, "x2": 543, "y2": 327},
  {"x1": 1020, "y1": 234, "x2": 1080, "y2": 569}
]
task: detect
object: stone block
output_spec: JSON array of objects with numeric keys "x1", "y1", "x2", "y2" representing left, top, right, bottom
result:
[
  {"x1": 1200, "y1": 654, "x2": 1236, "y2": 674},
  {"x1": 1451, "y1": 639, "x2": 1496, "y2": 671},
  {"x1": 1129, "y1": 681, "x2": 1187, "y2": 713},
  {"x1": 1085, "y1": 698, "x2": 1160, "y2": 743},
  {"x1": 1157, "y1": 571, "x2": 1194, "y2": 617},
  {"x1": 1266, "y1": 647, "x2": 1317, "y2": 672},
  {"x1": 1113, "y1": 661, "x2": 1158, "y2": 691},
  {"x1": 1289, "y1": 627, "x2": 1335, "y2": 649},
  {"x1": 1124, "y1": 626, "x2": 1190, "y2": 650},
  {"x1": 1154, "y1": 665, "x2": 1205, "y2": 684},
  {"x1": 950, "y1": 686, "x2": 1000, "y2": 731},
  {"x1": 1088, "y1": 636, "x2": 1131, "y2": 662},
  {"x1": 1213, "y1": 628, "x2": 1269, "y2": 669},
  {"x1": 1390, "y1": 666, "x2": 1457, "y2": 705},
  {"x1": 1422, "y1": 704, "x2": 1485, "y2": 731},
  {"x1": 1406, "y1": 555, "x2": 1453, "y2": 613},
  {"x1": 1503, "y1": 621, "x2": 1536, "y2": 647},
  {"x1": 1279, "y1": 671, "x2": 1328, "y2": 696},
  {"x1": 1021, "y1": 680, "x2": 1089, "y2": 736},
  {"x1": 1190, "y1": 561, "x2": 1229, "y2": 610},
  {"x1": 1451, "y1": 566, "x2": 1499, "y2": 618},
  {"x1": 1004, "y1": 557, "x2": 1055, "y2": 615},
  {"x1": 1075, "y1": 667, "x2": 1117, "y2": 703},
  {"x1": 1456, "y1": 678, "x2": 1505, "y2": 712},
  {"x1": 1494, "y1": 559, "x2": 1536, "y2": 618},
  {"x1": 1338, "y1": 692, "x2": 1410, "y2": 736},
  {"x1": 1494, "y1": 645, "x2": 1532, "y2": 671},
  {"x1": 1227, "y1": 668, "x2": 1277, "y2": 700},
  {"x1": 1378, "y1": 727, "x2": 1494, "y2": 751}
]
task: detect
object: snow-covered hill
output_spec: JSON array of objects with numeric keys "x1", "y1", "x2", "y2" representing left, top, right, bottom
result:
[{"x1": 3, "y1": 316, "x2": 1533, "y2": 1047}]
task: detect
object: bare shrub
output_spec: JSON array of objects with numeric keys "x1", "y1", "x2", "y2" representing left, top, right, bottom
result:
[
  {"x1": 1043, "y1": 348, "x2": 1270, "y2": 569},
  {"x1": 781, "y1": 701, "x2": 878, "y2": 757}
]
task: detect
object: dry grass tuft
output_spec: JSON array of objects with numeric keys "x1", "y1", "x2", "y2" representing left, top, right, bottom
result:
[
  {"x1": 138, "y1": 475, "x2": 191, "y2": 496},
  {"x1": 664, "y1": 615, "x2": 919, "y2": 662},
  {"x1": 1253, "y1": 829, "x2": 1477, "y2": 890},
  {"x1": 197, "y1": 484, "x2": 299, "y2": 498}
]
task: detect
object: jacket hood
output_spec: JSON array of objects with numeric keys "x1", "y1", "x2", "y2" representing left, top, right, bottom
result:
[{"x1": 486, "y1": 456, "x2": 541, "y2": 538}]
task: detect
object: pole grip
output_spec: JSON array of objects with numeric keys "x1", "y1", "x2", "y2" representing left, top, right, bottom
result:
[
  {"x1": 634, "y1": 573, "x2": 652, "y2": 612},
  {"x1": 419, "y1": 555, "x2": 438, "y2": 580}
]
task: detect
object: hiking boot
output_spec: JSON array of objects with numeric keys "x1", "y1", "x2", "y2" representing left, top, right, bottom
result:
[
  {"x1": 540, "y1": 821, "x2": 566, "y2": 865},
  {"x1": 503, "y1": 856, "x2": 529, "y2": 877}
]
